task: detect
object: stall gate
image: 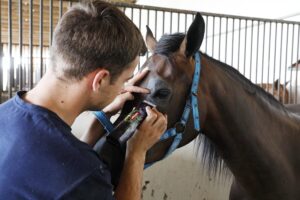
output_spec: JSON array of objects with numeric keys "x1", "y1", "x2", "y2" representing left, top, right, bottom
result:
[{"x1": 1, "y1": 1, "x2": 300, "y2": 104}]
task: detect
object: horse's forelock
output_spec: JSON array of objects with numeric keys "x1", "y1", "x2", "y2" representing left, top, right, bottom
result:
[{"x1": 154, "y1": 33, "x2": 185, "y2": 56}]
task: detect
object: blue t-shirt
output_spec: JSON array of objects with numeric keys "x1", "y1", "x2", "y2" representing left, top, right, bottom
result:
[{"x1": 0, "y1": 91, "x2": 115, "y2": 200}]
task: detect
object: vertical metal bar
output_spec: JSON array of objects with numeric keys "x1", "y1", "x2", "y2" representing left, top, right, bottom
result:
[
  {"x1": 138, "y1": 8, "x2": 142, "y2": 69},
  {"x1": 177, "y1": 12, "x2": 180, "y2": 32},
  {"x1": 205, "y1": 16, "x2": 208, "y2": 53},
  {"x1": 19, "y1": 0, "x2": 23, "y2": 90},
  {"x1": 212, "y1": 16, "x2": 215, "y2": 57},
  {"x1": 283, "y1": 24, "x2": 289, "y2": 104},
  {"x1": 170, "y1": 12, "x2": 172, "y2": 33},
  {"x1": 59, "y1": 0, "x2": 63, "y2": 19},
  {"x1": 8, "y1": 0, "x2": 12, "y2": 97},
  {"x1": 184, "y1": 13, "x2": 187, "y2": 32},
  {"x1": 289, "y1": 24, "x2": 295, "y2": 103},
  {"x1": 154, "y1": 10, "x2": 157, "y2": 38},
  {"x1": 146, "y1": 9, "x2": 149, "y2": 59},
  {"x1": 267, "y1": 23, "x2": 272, "y2": 92},
  {"x1": 49, "y1": 0, "x2": 53, "y2": 46},
  {"x1": 218, "y1": 17, "x2": 221, "y2": 60},
  {"x1": 255, "y1": 21, "x2": 260, "y2": 83},
  {"x1": 138, "y1": 8, "x2": 141, "y2": 30},
  {"x1": 295, "y1": 25, "x2": 300, "y2": 103},
  {"x1": 249, "y1": 20, "x2": 253, "y2": 80},
  {"x1": 130, "y1": 7, "x2": 133, "y2": 20},
  {"x1": 237, "y1": 19, "x2": 241, "y2": 71},
  {"x1": 277, "y1": 23, "x2": 284, "y2": 97},
  {"x1": 225, "y1": 17, "x2": 228, "y2": 63},
  {"x1": 261, "y1": 22, "x2": 266, "y2": 86},
  {"x1": 231, "y1": 18, "x2": 235, "y2": 66},
  {"x1": 243, "y1": 20, "x2": 248, "y2": 76},
  {"x1": 40, "y1": 0, "x2": 44, "y2": 79},
  {"x1": 29, "y1": 0, "x2": 33, "y2": 89},
  {"x1": 272, "y1": 23, "x2": 278, "y2": 98},
  {"x1": 162, "y1": 11, "x2": 165, "y2": 34}
]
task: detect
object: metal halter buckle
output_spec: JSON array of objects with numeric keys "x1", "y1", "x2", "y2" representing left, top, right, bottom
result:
[{"x1": 175, "y1": 122, "x2": 186, "y2": 133}]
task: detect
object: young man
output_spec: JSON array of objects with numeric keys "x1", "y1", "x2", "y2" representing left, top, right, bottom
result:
[{"x1": 0, "y1": 1, "x2": 167, "y2": 199}]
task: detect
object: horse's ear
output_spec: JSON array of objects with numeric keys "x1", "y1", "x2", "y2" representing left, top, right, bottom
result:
[
  {"x1": 285, "y1": 81, "x2": 290, "y2": 86},
  {"x1": 179, "y1": 12, "x2": 205, "y2": 57},
  {"x1": 274, "y1": 79, "x2": 279, "y2": 90},
  {"x1": 146, "y1": 25, "x2": 157, "y2": 53}
]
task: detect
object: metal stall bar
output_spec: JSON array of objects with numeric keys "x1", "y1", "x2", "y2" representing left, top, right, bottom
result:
[
  {"x1": 40, "y1": 0, "x2": 44, "y2": 80},
  {"x1": 243, "y1": 20, "x2": 248, "y2": 76},
  {"x1": 59, "y1": 0, "x2": 63, "y2": 19},
  {"x1": 218, "y1": 17, "x2": 221, "y2": 60},
  {"x1": 272, "y1": 23, "x2": 278, "y2": 98},
  {"x1": 205, "y1": 15, "x2": 208, "y2": 53},
  {"x1": 224, "y1": 17, "x2": 228, "y2": 63},
  {"x1": 283, "y1": 24, "x2": 289, "y2": 104},
  {"x1": 237, "y1": 19, "x2": 241, "y2": 71},
  {"x1": 170, "y1": 11, "x2": 172, "y2": 33},
  {"x1": 154, "y1": 10, "x2": 157, "y2": 38},
  {"x1": 289, "y1": 25, "x2": 295, "y2": 103},
  {"x1": 255, "y1": 21, "x2": 260, "y2": 83},
  {"x1": 249, "y1": 20, "x2": 253, "y2": 80},
  {"x1": 29, "y1": 0, "x2": 33, "y2": 89},
  {"x1": 49, "y1": 0, "x2": 53, "y2": 46},
  {"x1": 277, "y1": 23, "x2": 284, "y2": 97},
  {"x1": 19, "y1": 0, "x2": 23, "y2": 91},
  {"x1": 266, "y1": 22, "x2": 272, "y2": 90},
  {"x1": 212, "y1": 16, "x2": 215, "y2": 57},
  {"x1": 231, "y1": 18, "x2": 235, "y2": 66},
  {"x1": 162, "y1": 11, "x2": 165, "y2": 35},
  {"x1": 8, "y1": 0, "x2": 12, "y2": 98},
  {"x1": 295, "y1": 25, "x2": 300, "y2": 103},
  {"x1": 261, "y1": 22, "x2": 266, "y2": 87}
]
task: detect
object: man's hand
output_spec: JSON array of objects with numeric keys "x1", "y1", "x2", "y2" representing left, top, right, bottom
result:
[
  {"x1": 102, "y1": 67, "x2": 150, "y2": 117},
  {"x1": 127, "y1": 107, "x2": 168, "y2": 156}
]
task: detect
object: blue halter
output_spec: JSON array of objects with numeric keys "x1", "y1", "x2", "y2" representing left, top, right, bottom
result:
[{"x1": 144, "y1": 52, "x2": 201, "y2": 168}]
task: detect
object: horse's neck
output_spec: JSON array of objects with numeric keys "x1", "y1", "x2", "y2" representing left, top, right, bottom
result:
[{"x1": 200, "y1": 57, "x2": 300, "y2": 197}]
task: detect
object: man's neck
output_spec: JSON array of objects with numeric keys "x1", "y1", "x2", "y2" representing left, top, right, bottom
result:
[{"x1": 23, "y1": 71, "x2": 89, "y2": 126}]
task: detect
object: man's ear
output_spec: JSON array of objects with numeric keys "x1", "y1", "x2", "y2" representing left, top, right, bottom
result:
[{"x1": 92, "y1": 69, "x2": 110, "y2": 92}]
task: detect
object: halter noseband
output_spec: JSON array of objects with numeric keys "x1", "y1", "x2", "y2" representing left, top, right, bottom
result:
[{"x1": 144, "y1": 51, "x2": 201, "y2": 168}]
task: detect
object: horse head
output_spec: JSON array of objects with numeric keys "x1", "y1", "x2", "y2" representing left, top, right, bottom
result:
[{"x1": 120, "y1": 13, "x2": 206, "y2": 164}]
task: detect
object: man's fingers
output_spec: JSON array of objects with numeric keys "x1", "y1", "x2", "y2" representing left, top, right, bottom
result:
[
  {"x1": 127, "y1": 67, "x2": 150, "y2": 85},
  {"x1": 144, "y1": 106, "x2": 158, "y2": 125},
  {"x1": 119, "y1": 92, "x2": 134, "y2": 102},
  {"x1": 123, "y1": 85, "x2": 150, "y2": 94}
]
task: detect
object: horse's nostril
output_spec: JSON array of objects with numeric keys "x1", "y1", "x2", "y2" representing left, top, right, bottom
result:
[{"x1": 153, "y1": 89, "x2": 171, "y2": 100}]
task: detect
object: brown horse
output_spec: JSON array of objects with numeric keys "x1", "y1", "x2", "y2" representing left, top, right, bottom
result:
[
  {"x1": 257, "y1": 80, "x2": 290, "y2": 104},
  {"x1": 118, "y1": 13, "x2": 300, "y2": 200}
]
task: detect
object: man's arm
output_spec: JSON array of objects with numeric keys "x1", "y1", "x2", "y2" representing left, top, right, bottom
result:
[{"x1": 114, "y1": 107, "x2": 167, "y2": 200}]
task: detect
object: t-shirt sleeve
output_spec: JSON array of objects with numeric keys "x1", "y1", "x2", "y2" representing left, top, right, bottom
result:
[{"x1": 59, "y1": 168, "x2": 115, "y2": 200}]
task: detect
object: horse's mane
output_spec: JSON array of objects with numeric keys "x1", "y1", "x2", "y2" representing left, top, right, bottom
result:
[
  {"x1": 203, "y1": 53, "x2": 286, "y2": 110},
  {"x1": 155, "y1": 32, "x2": 285, "y2": 179}
]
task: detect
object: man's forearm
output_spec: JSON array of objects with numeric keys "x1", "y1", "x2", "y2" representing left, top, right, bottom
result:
[{"x1": 114, "y1": 152, "x2": 145, "y2": 200}]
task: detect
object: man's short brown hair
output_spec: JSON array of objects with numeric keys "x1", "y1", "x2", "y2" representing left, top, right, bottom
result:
[{"x1": 50, "y1": 1, "x2": 147, "y2": 82}]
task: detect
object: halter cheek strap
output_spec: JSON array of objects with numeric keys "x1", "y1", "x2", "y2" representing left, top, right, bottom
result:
[{"x1": 144, "y1": 52, "x2": 201, "y2": 169}]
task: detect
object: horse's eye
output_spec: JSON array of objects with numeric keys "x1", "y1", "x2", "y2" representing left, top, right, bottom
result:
[{"x1": 153, "y1": 89, "x2": 170, "y2": 99}]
